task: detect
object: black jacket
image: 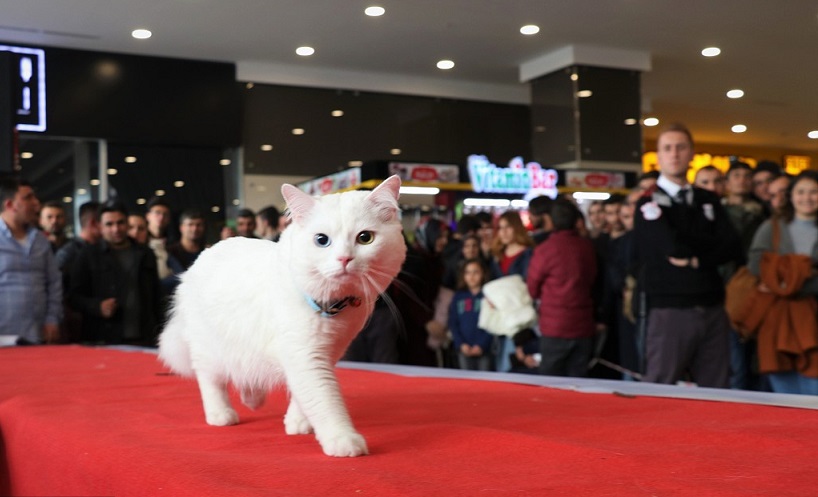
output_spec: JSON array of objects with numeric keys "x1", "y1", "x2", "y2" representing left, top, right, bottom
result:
[
  {"x1": 68, "y1": 239, "x2": 162, "y2": 345},
  {"x1": 632, "y1": 185, "x2": 741, "y2": 308}
]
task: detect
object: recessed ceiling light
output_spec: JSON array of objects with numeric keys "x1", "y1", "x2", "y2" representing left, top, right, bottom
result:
[
  {"x1": 437, "y1": 60, "x2": 455, "y2": 70},
  {"x1": 331, "y1": 110, "x2": 344, "y2": 117},
  {"x1": 232, "y1": 199, "x2": 241, "y2": 206},
  {"x1": 90, "y1": 179, "x2": 101, "y2": 186},
  {"x1": 348, "y1": 160, "x2": 363, "y2": 167},
  {"x1": 726, "y1": 89, "x2": 744, "y2": 99},
  {"x1": 365, "y1": 6, "x2": 385, "y2": 16},
  {"x1": 62, "y1": 196, "x2": 73, "y2": 203},
  {"x1": 701, "y1": 47, "x2": 721, "y2": 57},
  {"x1": 174, "y1": 180, "x2": 185, "y2": 188},
  {"x1": 624, "y1": 118, "x2": 638, "y2": 125},
  {"x1": 77, "y1": 188, "x2": 87, "y2": 195},
  {"x1": 246, "y1": 82, "x2": 254, "y2": 89},
  {"x1": 570, "y1": 73, "x2": 578, "y2": 81},
  {"x1": 577, "y1": 90, "x2": 593, "y2": 98},
  {"x1": 732, "y1": 124, "x2": 747, "y2": 133},
  {"x1": 292, "y1": 128, "x2": 305, "y2": 135},
  {"x1": 20, "y1": 152, "x2": 33, "y2": 159},
  {"x1": 132, "y1": 29, "x2": 152, "y2": 40},
  {"x1": 124, "y1": 156, "x2": 137, "y2": 163},
  {"x1": 107, "y1": 168, "x2": 118, "y2": 175},
  {"x1": 220, "y1": 159, "x2": 232, "y2": 166},
  {"x1": 155, "y1": 190, "x2": 166, "y2": 196},
  {"x1": 260, "y1": 144, "x2": 273, "y2": 151},
  {"x1": 390, "y1": 148, "x2": 401, "y2": 155},
  {"x1": 136, "y1": 198, "x2": 147, "y2": 205},
  {"x1": 296, "y1": 46, "x2": 315, "y2": 56},
  {"x1": 211, "y1": 206, "x2": 221, "y2": 213},
  {"x1": 643, "y1": 117, "x2": 660, "y2": 127},
  {"x1": 808, "y1": 130, "x2": 818, "y2": 139},
  {"x1": 520, "y1": 25, "x2": 540, "y2": 35}
]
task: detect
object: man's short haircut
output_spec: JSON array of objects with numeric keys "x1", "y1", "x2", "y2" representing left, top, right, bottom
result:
[
  {"x1": 528, "y1": 195, "x2": 553, "y2": 217},
  {"x1": 41, "y1": 200, "x2": 65, "y2": 211},
  {"x1": 257, "y1": 206, "x2": 280, "y2": 227},
  {"x1": 753, "y1": 160, "x2": 782, "y2": 177},
  {"x1": 179, "y1": 209, "x2": 205, "y2": 224},
  {"x1": 0, "y1": 175, "x2": 29, "y2": 207},
  {"x1": 603, "y1": 193, "x2": 626, "y2": 206},
  {"x1": 455, "y1": 214, "x2": 480, "y2": 236},
  {"x1": 146, "y1": 196, "x2": 171, "y2": 212},
  {"x1": 696, "y1": 165, "x2": 721, "y2": 176},
  {"x1": 99, "y1": 200, "x2": 128, "y2": 219},
  {"x1": 78, "y1": 201, "x2": 101, "y2": 227},
  {"x1": 726, "y1": 161, "x2": 752, "y2": 177},
  {"x1": 237, "y1": 208, "x2": 255, "y2": 219},
  {"x1": 550, "y1": 198, "x2": 580, "y2": 231},
  {"x1": 657, "y1": 122, "x2": 694, "y2": 147},
  {"x1": 474, "y1": 211, "x2": 493, "y2": 226}
]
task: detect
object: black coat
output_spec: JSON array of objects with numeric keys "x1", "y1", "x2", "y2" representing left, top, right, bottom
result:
[{"x1": 68, "y1": 239, "x2": 162, "y2": 345}]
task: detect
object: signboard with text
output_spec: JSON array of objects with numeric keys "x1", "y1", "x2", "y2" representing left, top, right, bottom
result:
[
  {"x1": 387, "y1": 162, "x2": 460, "y2": 183},
  {"x1": 468, "y1": 155, "x2": 559, "y2": 199},
  {"x1": 565, "y1": 171, "x2": 625, "y2": 190},
  {"x1": 1, "y1": 44, "x2": 46, "y2": 132},
  {"x1": 298, "y1": 168, "x2": 362, "y2": 196}
]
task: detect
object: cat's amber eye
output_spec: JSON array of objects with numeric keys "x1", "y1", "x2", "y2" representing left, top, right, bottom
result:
[
  {"x1": 314, "y1": 233, "x2": 332, "y2": 247},
  {"x1": 357, "y1": 231, "x2": 375, "y2": 245}
]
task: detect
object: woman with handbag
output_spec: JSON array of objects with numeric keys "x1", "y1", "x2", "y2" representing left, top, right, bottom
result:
[{"x1": 747, "y1": 170, "x2": 818, "y2": 395}]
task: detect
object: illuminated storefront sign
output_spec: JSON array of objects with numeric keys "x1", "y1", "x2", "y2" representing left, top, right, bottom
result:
[
  {"x1": 0, "y1": 44, "x2": 46, "y2": 132},
  {"x1": 566, "y1": 171, "x2": 625, "y2": 190},
  {"x1": 298, "y1": 168, "x2": 362, "y2": 195},
  {"x1": 388, "y1": 162, "x2": 460, "y2": 183},
  {"x1": 468, "y1": 154, "x2": 558, "y2": 199}
]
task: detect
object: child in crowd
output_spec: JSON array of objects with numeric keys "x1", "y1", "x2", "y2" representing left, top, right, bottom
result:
[{"x1": 448, "y1": 259, "x2": 495, "y2": 371}]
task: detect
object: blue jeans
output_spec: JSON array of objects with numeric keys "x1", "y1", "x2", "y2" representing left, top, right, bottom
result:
[{"x1": 766, "y1": 372, "x2": 818, "y2": 395}]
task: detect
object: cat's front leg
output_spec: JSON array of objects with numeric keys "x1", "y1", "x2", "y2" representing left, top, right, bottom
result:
[
  {"x1": 283, "y1": 361, "x2": 368, "y2": 457},
  {"x1": 283, "y1": 399, "x2": 313, "y2": 435},
  {"x1": 196, "y1": 371, "x2": 239, "y2": 426}
]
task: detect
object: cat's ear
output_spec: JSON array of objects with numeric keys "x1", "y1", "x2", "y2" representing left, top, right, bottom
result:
[
  {"x1": 281, "y1": 184, "x2": 317, "y2": 224},
  {"x1": 366, "y1": 175, "x2": 401, "y2": 222}
]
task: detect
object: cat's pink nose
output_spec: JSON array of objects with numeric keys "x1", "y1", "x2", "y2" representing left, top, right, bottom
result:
[{"x1": 338, "y1": 256, "x2": 354, "y2": 269}]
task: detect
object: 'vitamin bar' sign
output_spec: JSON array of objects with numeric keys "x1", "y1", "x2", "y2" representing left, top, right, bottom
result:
[{"x1": 468, "y1": 155, "x2": 558, "y2": 200}]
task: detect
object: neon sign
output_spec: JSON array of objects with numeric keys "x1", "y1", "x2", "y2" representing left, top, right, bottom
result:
[
  {"x1": 0, "y1": 44, "x2": 46, "y2": 132},
  {"x1": 467, "y1": 155, "x2": 559, "y2": 199}
]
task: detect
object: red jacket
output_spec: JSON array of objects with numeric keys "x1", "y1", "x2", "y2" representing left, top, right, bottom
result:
[{"x1": 527, "y1": 229, "x2": 597, "y2": 339}]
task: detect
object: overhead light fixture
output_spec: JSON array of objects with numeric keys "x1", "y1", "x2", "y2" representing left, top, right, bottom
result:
[
  {"x1": 155, "y1": 190, "x2": 166, "y2": 196},
  {"x1": 132, "y1": 29, "x2": 152, "y2": 40},
  {"x1": 437, "y1": 60, "x2": 455, "y2": 70},
  {"x1": 643, "y1": 117, "x2": 660, "y2": 127},
  {"x1": 136, "y1": 198, "x2": 147, "y2": 205},
  {"x1": 732, "y1": 124, "x2": 747, "y2": 133},
  {"x1": 701, "y1": 47, "x2": 721, "y2": 57},
  {"x1": 624, "y1": 118, "x2": 638, "y2": 125},
  {"x1": 124, "y1": 156, "x2": 137, "y2": 163},
  {"x1": 331, "y1": 110, "x2": 344, "y2": 117},
  {"x1": 726, "y1": 89, "x2": 744, "y2": 99},
  {"x1": 220, "y1": 159, "x2": 231, "y2": 166},
  {"x1": 511, "y1": 200, "x2": 529, "y2": 208},
  {"x1": 573, "y1": 192, "x2": 611, "y2": 201},
  {"x1": 296, "y1": 46, "x2": 315, "y2": 56},
  {"x1": 577, "y1": 90, "x2": 593, "y2": 98},
  {"x1": 20, "y1": 152, "x2": 33, "y2": 159},
  {"x1": 107, "y1": 168, "x2": 118, "y2": 175},
  {"x1": 570, "y1": 73, "x2": 578, "y2": 81},
  {"x1": 62, "y1": 196, "x2": 73, "y2": 203},
  {"x1": 260, "y1": 144, "x2": 273, "y2": 151},
  {"x1": 520, "y1": 25, "x2": 540, "y2": 35},
  {"x1": 232, "y1": 199, "x2": 241, "y2": 206},
  {"x1": 211, "y1": 206, "x2": 221, "y2": 213},
  {"x1": 808, "y1": 130, "x2": 818, "y2": 139},
  {"x1": 390, "y1": 148, "x2": 401, "y2": 155},
  {"x1": 90, "y1": 179, "x2": 101, "y2": 186},
  {"x1": 245, "y1": 82, "x2": 254, "y2": 89},
  {"x1": 174, "y1": 181, "x2": 185, "y2": 188},
  {"x1": 292, "y1": 128, "x2": 305, "y2": 135},
  {"x1": 464, "y1": 198, "x2": 511, "y2": 208},
  {"x1": 77, "y1": 188, "x2": 87, "y2": 195},
  {"x1": 400, "y1": 186, "x2": 440, "y2": 195},
  {"x1": 365, "y1": 6, "x2": 385, "y2": 16},
  {"x1": 348, "y1": 160, "x2": 363, "y2": 167}
]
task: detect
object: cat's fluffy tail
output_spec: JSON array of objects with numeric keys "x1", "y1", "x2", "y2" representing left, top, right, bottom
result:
[{"x1": 157, "y1": 313, "x2": 194, "y2": 378}]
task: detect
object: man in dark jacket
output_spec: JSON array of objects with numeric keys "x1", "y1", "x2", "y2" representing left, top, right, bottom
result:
[
  {"x1": 632, "y1": 123, "x2": 741, "y2": 388},
  {"x1": 69, "y1": 201, "x2": 162, "y2": 346}
]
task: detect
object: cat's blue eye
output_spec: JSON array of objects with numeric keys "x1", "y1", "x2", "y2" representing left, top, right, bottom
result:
[
  {"x1": 357, "y1": 231, "x2": 375, "y2": 245},
  {"x1": 314, "y1": 233, "x2": 332, "y2": 247}
]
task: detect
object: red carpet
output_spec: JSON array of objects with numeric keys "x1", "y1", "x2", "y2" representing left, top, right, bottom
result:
[{"x1": 1, "y1": 346, "x2": 818, "y2": 496}]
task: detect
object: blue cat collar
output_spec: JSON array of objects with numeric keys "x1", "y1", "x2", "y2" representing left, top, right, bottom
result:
[{"x1": 304, "y1": 294, "x2": 362, "y2": 317}]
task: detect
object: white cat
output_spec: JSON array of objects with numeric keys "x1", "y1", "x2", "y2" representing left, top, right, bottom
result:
[{"x1": 158, "y1": 175, "x2": 406, "y2": 457}]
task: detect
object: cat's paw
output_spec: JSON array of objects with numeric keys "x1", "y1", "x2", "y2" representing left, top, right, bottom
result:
[
  {"x1": 205, "y1": 408, "x2": 240, "y2": 426},
  {"x1": 240, "y1": 389, "x2": 267, "y2": 410},
  {"x1": 284, "y1": 412, "x2": 314, "y2": 435},
  {"x1": 318, "y1": 431, "x2": 369, "y2": 457}
]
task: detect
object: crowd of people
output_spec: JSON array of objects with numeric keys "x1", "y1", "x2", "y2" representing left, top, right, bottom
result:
[{"x1": 3, "y1": 122, "x2": 817, "y2": 395}]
